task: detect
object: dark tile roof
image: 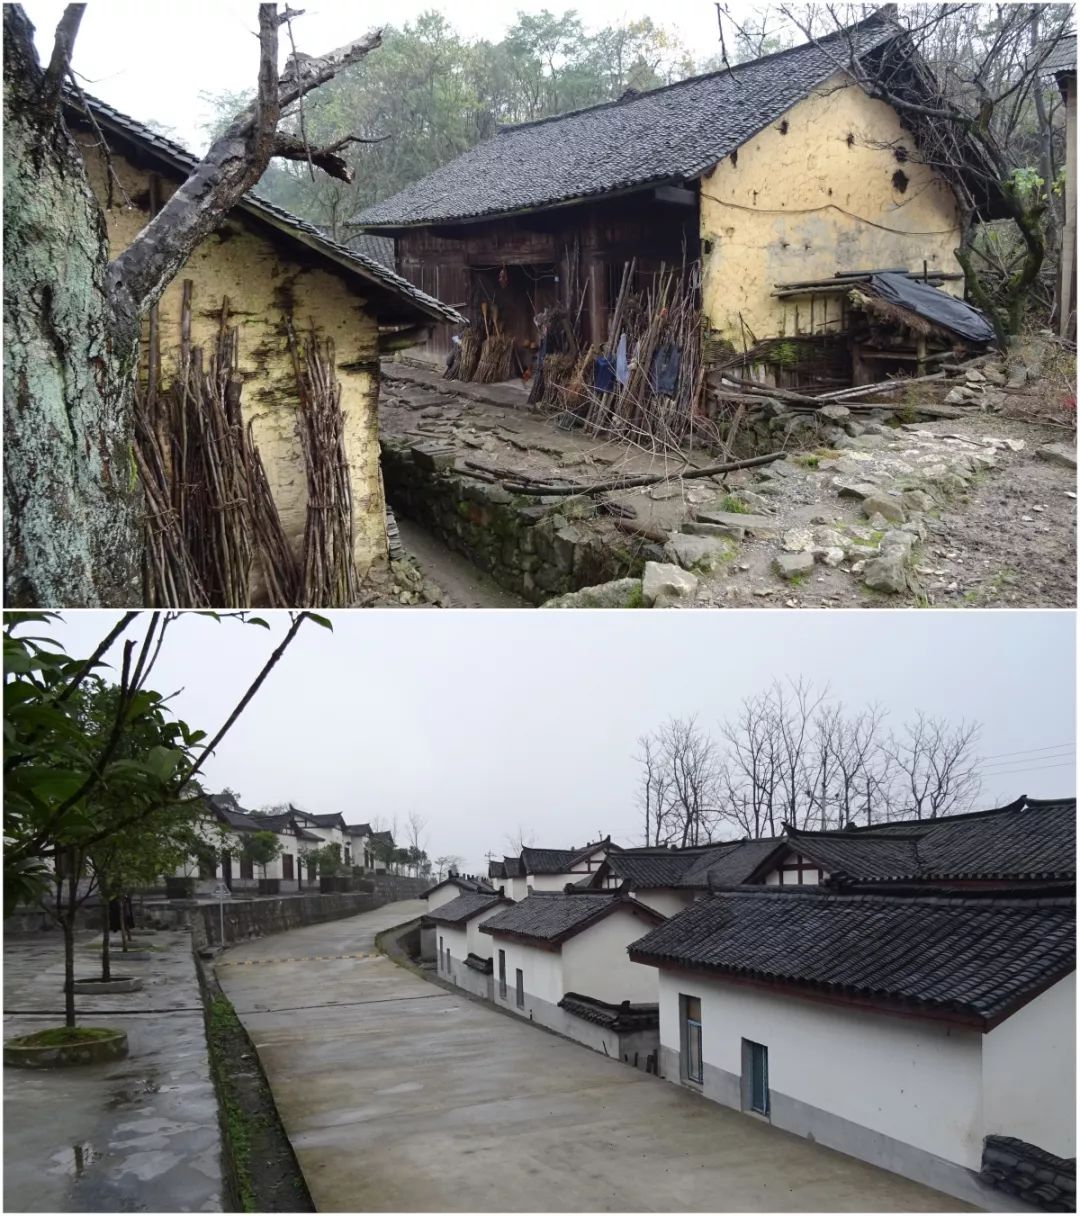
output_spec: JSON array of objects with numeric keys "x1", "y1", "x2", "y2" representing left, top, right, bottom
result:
[
  {"x1": 206, "y1": 792, "x2": 259, "y2": 832},
  {"x1": 1037, "y1": 34, "x2": 1076, "y2": 77},
  {"x1": 503, "y1": 856, "x2": 524, "y2": 877},
  {"x1": 488, "y1": 859, "x2": 507, "y2": 879},
  {"x1": 480, "y1": 892, "x2": 663, "y2": 947},
  {"x1": 293, "y1": 810, "x2": 347, "y2": 829},
  {"x1": 424, "y1": 891, "x2": 509, "y2": 926},
  {"x1": 356, "y1": 14, "x2": 897, "y2": 228},
  {"x1": 629, "y1": 888, "x2": 1076, "y2": 1027},
  {"x1": 62, "y1": 91, "x2": 462, "y2": 327},
  {"x1": 348, "y1": 232, "x2": 395, "y2": 269},
  {"x1": 370, "y1": 830, "x2": 394, "y2": 844},
  {"x1": 681, "y1": 839, "x2": 785, "y2": 888},
  {"x1": 520, "y1": 839, "x2": 611, "y2": 875},
  {"x1": 795, "y1": 795, "x2": 1077, "y2": 884},
  {"x1": 464, "y1": 953, "x2": 494, "y2": 975},
  {"x1": 420, "y1": 875, "x2": 495, "y2": 899},
  {"x1": 981, "y1": 1136, "x2": 1076, "y2": 1212},
  {"x1": 607, "y1": 849, "x2": 705, "y2": 889},
  {"x1": 558, "y1": 993, "x2": 659, "y2": 1033},
  {"x1": 346, "y1": 823, "x2": 373, "y2": 836}
]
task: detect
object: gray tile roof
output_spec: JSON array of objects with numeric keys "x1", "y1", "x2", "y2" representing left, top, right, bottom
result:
[
  {"x1": 346, "y1": 823, "x2": 373, "y2": 836},
  {"x1": 421, "y1": 875, "x2": 495, "y2": 899},
  {"x1": 681, "y1": 839, "x2": 785, "y2": 887},
  {"x1": 1037, "y1": 33, "x2": 1076, "y2": 76},
  {"x1": 480, "y1": 892, "x2": 662, "y2": 946},
  {"x1": 356, "y1": 14, "x2": 898, "y2": 228},
  {"x1": 348, "y1": 232, "x2": 395, "y2": 269},
  {"x1": 206, "y1": 792, "x2": 259, "y2": 832},
  {"x1": 607, "y1": 849, "x2": 706, "y2": 888},
  {"x1": 424, "y1": 891, "x2": 508, "y2": 926},
  {"x1": 826, "y1": 795, "x2": 1076, "y2": 883},
  {"x1": 558, "y1": 993, "x2": 659, "y2": 1032},
  {"x1": 62, "y1": 91, "x2": 462, "y2": 327},
  {"x1": 629, "y1": 888, "x2": 1076, "y2": 1027}
]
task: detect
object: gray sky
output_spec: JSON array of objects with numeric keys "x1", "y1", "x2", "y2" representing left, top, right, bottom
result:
[
  {"x1": 27, "y1": 0, "x2": 747, "y2": 150},
  {"x1": 44, "y1": 610, "x2": 1077, "y2": 874}
]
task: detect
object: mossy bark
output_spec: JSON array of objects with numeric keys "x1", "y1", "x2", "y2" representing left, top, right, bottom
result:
[{"x1": 2, "y1": 7, "x2": 140, "y2": 606}]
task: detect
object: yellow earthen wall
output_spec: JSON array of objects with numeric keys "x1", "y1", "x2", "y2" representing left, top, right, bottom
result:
[
  {"x1": 78, "y1": 136, "x2": 387, "y2": 587},
  {"x1": 699, "y1": 72, "x2": 964, "y2": 345}
]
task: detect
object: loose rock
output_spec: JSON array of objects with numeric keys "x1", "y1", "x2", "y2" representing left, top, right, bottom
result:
[{"x1": 642, "y1": 562, "x2": 699, "y2": 608}]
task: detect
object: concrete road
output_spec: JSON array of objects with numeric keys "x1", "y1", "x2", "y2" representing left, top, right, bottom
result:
[
  {"x1": 4, "y1": 929, "x2": 222, "y2": 1213},
  {"x1": 217, "y1": 900, "x2": 967, "y2": 1212}
]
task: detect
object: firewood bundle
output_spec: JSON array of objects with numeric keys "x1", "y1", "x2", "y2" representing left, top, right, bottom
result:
[
  {"x1": 287, "y1": 322, "x2": 359, "y2": 608},
  {"x1": 136, "y1": 285, "x2": 356, "y2": 608}
]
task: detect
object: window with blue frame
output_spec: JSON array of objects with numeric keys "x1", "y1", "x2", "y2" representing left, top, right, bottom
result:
[
  {"x1": 681, "y1": 995, "x2": 703, "y2": 1083},
  {"x1": 744, "y1": 1039, "x2": 770, "y2": 1115}
]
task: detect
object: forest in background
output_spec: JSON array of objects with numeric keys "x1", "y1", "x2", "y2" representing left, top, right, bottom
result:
[{"x1": 198, "y1": 10, "x2": 725, "y2": 241}]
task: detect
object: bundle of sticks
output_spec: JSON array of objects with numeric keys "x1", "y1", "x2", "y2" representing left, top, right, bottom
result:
[
  {"x1": 287, "y1": 321, "x2": 359, "y2": 608},
  {"x1": 580, "y1": 260, "x2": 706, "y2": 451},
  {"x1": 136, "y1": 285, "x2": 356, "y2": 608},
  {"x1": 137, "y1": 287, "x2": 254, "y2": 607}
]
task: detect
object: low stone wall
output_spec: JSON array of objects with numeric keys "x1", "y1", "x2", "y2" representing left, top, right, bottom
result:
[{"x1": 381, "y1": 438, "x2": 657, "y2": 604}]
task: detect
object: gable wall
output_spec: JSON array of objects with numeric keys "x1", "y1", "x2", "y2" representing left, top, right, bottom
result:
[
  {"x1": 427, "y1": 885, "x2": 465, "y2": 911},
  {"x1": 655, "y1": 969, "x2": 986, "y2": 1194},
  {"x1": 76, "y1": 135, "x2": 388, "y2": 591},
  {"x1": 561, "y1": 907, "x2": 660, "y2": 1004},
  {"x1": 699, "y1": 73, "x2": 963, "y2": 346},
  {"x1": 982, "y1": 973, "x2": 1075, "y2": 1158}
]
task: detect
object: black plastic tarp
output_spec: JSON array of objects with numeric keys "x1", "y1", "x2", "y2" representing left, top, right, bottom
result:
[{"x1": 868, "y1": 273, "x2": 997, "y2": 345}]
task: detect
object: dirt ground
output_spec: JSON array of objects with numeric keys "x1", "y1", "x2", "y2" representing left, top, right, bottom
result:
[{"x1": 381, "y1": 360, "x2": 1076, "y2": 610}]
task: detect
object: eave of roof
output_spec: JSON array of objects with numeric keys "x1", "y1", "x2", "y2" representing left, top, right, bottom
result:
[
  {"x1": 628, "y1": 888, "x2": 1076, "y2": 1030},
  {"x1": 480, "y1": 893, "x2": 663, "y2": 948},
  {"x1": 63, "y1": 91, "x2": 463, "y2": 328}
]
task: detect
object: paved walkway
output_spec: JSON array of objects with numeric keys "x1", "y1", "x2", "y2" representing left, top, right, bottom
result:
[
  {"x1": 4, "y1": 929, "x2": 222, "y2": 1212},
  {"x1": 217, "y1": 900, "x2": 967, "y2": 1212}
]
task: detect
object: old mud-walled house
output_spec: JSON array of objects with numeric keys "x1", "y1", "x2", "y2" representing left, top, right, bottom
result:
[
  {"x1": 65, "y1": 94, "x2": 462, "y2": 606},
  {"x1": 357, "y1": 10, "x2": 1002, "y2": 393}
]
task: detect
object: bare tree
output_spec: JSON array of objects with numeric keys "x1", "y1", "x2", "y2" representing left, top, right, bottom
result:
[
  {"x1": 635, "y1": 717, "x2": 723, "y2": 847},
  {"x1": 4, "y1": 4, "x2": 383, "y2": 605},
  {"x1": 882, "y1": 712, "x2": 982, "y2": 819},
  {"x1": 503, "y1": 825, "x2": 536, "y2": 854},
  {"x1": 635, "y1": 733, "x2": 674, "y2": 846},
  {"x1": 433, "y1": 854, "x2": 464, "y2": 881},
  {"x1": 640, "y1": 680, "x2": 986, "y2": 841}
]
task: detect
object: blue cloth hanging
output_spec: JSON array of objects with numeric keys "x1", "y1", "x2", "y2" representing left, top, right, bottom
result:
[
  {"x1": 594, "y1": 355, "x2": 616, "y2": 393},
  {"x1": 651, "y1": 342, "x2": 681, "y2": 394}
]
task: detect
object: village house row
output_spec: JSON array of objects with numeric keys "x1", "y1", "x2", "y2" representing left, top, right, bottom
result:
[
  {"x1": 66, "y1": 12, "x2": 1076, "y2": 602},
  {"x1": 419, "y1": 797, "x2": 1075, "y2": 1212}
]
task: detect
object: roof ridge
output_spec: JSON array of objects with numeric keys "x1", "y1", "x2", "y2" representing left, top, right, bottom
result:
[
  {"x1": 706, "y1": 885, "x2": 1075, "y2": 911},
  {"x1": 495, "y1": 9, "x2": 898, "y2": 137}
]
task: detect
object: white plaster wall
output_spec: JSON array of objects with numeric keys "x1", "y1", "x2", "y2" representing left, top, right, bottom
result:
[
  {"x1": 528, "y1": 873, "x2": 577, "y2": 893},
  {"x1": 982, "y1": 974, "x2": 1076, "y2": 1158},
  {"x1": 656, "y1": 971, "x2": 985, "y2": 1170},
  {"x1": 464, "y1": 906, "x2": 505, "y2": 958},
  {"x1": 631, "y1": 888, "x2": 695, "y2": 918},
  {"x1": 426, "y1": 885, "x2": 462, "y2": 911},
  {"x1": 490, "y1": 937, "x2": 565, "y2": 1007},
  {"x1": 561, "y1": 908, "x2": 660, "y2": 1005},
  {"x1": 437, "y1": 923, "x2": 468, "y2": 976}
]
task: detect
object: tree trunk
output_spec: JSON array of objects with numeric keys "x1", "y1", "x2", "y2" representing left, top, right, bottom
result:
[
  {"x1": 62, "y1": 914, "x2": 76, "y2": 1028},
  {"x1": 101, "y1": 905, "x2": 112, "y2": 982},
  {"x1": 2, "y1": 6, "x2": 141, "y2": 607}
]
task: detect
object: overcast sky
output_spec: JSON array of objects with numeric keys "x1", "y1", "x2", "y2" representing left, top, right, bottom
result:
[
  {"x1": 26, "y1": 0, "x2": 752, "y2": 150},
  {"x1": 41, "y1": 610, "x2": 1077, "y2": 874}
]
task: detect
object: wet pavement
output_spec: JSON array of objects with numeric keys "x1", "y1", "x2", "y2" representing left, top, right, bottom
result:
[
  {"x1": 218, "y1": 900, "x2": 967, "y2": 1212},
  {"x1": 3, "y1": 929, "x2": 222, "y2": 1212}
]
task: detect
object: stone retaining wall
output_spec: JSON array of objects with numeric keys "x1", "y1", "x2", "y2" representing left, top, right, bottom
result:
[{"x1": 381, "y1": 438, "x2": 655, "y2": 603}]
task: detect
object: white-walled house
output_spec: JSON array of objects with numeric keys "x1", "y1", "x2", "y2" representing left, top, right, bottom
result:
[
  {"x1": 426, "y1": 890, "x2": 513, "y2": 998},
  {"x1": 580, "y1": 838, "x2": 781, "y2": 915},
  {"x1": 629, "y1": 887, "x2": 1076, "y2": 1209},
  {"x1": 421, "y1": 874, "x2": 496, "y2": 911},
  {"x1": 480, "y1": 892, "x2": 665, "y2": 1066},
  {"x1": 489, "y1": 838, "x2": 617, "y2": 901}
]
